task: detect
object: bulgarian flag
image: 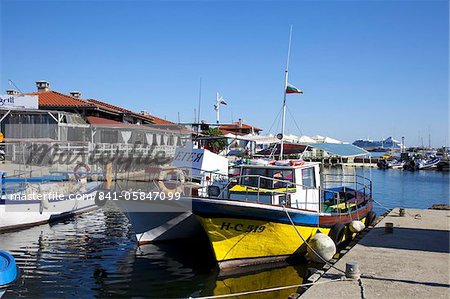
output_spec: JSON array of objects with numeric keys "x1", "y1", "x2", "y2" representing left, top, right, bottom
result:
[{"x1": 286, "y1": 83, "x2": 303, "y2": 94}]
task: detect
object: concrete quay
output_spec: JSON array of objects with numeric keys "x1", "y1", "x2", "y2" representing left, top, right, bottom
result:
[{"x1": 300, "y1": 208, "x2": 450, "y2": 299}]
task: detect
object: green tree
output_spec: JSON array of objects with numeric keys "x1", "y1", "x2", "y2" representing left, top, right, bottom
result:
[{"x1": 203, "y1": 128, "x2": 227, "y2": 154}]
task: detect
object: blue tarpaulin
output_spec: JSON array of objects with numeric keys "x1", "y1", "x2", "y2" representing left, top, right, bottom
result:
[{"x1": 306, "y1": 143, "x2": 368, "y2": 157}]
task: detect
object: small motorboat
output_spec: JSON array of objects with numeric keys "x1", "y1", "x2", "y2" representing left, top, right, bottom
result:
[
  {"x1": 389, "y1": 159, "x2": 405, "y2": 169},
  {"x1": 0, "y1": 173, "x2": 101, "y2": 231},
  {"x1": 377, "y1": 159, "x2": 404, "y2": 169},
  {"x1": 416, "y1": 157, "x2": 441, "y2": 170}
]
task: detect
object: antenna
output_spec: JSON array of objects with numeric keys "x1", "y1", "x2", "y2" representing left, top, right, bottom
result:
[
  {"x1": 197, "y1": 78, "x2": 202, "y2": 124},
  {"x1": 280, "y1": 25, "x2": 293, "y2": 159},
  {"x1": 7, "y1": 79, "x2": 23, "y2": 94}
]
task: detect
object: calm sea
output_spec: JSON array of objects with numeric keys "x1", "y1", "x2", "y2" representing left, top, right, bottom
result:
[{"x1": 1, "y1": 168, "x2": 449, "y2": 298}]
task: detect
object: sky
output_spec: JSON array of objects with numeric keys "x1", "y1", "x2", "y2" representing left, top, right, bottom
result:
[{"x1": 1, "y1": 0, "x2": 448, "y2": 147}]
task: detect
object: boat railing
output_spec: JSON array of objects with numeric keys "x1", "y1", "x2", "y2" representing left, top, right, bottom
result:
[
  {"x1": 322, "y1": 173, "x2": 372, "y2": 203},
  {"x1": 177, "y1": 166, "x2": 229, "y2": 192},
  {"x1": 215, "y1": 174, "x2": 349, "y2": 213}
]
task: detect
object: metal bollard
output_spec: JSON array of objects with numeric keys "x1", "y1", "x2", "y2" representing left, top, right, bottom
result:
[
  {"x1": 399, "y1": 208, "x2": 405, "y2": 217},
  {"x1": 345, "y1": 262, "x2": 360, "y2": 280},
  {"x1": 385, "y1": 222, "x2": 394, "y2": 233}
]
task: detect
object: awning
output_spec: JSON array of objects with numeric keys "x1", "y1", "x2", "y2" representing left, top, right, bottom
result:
[
  {"x1": 256, "y1": 143, "x2": 307, "y2": 156},
  {"x1": 307, "y1": 143, "x2": 368, "y2": 157},
  {"x1": 227, "y1": 149, "x2": 244, "y2": 156}
]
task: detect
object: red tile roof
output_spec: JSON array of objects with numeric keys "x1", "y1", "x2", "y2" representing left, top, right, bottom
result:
[
  {"x1": 86, "y1": 116, "x2": 122, "y2": 125},
  {"x1": 88, "y1": 98, "x2": 175, "y2": 125},
  {"x1": 27, "y1": 90, "x2": 94, "y2": 107},
  {"x1": 144, "y1": 114, "x2": 175, "y2": 125},
  {"x1": 86, "y1": 116, "x2": 143, "y2": 128},
  {"x1": 220, "y1": 129, "x2": 247, "y2": 136},
  {"x1": 220, "y1": 122, "x2": 262, "y2": 132},
  {"x1": 87, "y1": 99, "x2": 133, "y2": 113},
  {"x1": 26, "y1": 90, "x2": 175, "y2": 125}
]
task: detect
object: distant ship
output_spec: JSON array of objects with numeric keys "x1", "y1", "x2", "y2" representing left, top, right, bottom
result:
[{"x1": 353, "y1": 137, "x2": 402, "y2": 151}]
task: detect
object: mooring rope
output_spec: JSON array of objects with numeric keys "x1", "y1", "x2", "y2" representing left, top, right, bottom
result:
[
  {"x1": 371, "y1": 197, "x2": 392, "y2": 212},
  {"x1": 281, "y1": 206, "x2": 346, "y2": 275},
  {"x1": 188, "y1": 277, "x2": 344, "y2": 299},
  {"x1": 371, "y1": 198, "x2": 421, "y2": 219}
]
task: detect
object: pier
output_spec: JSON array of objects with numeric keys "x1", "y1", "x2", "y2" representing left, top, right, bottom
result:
[{"x1": 300, "y1": 208, "x2": 450, "y2": 298}]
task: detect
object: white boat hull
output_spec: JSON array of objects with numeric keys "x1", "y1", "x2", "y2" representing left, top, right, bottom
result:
[
  {"x1": 134, "y1": 212, "x2": 201, "y2": 244},
  {"x1": 0, "y1": 183, "x2": 99, "y2": 231},
  {"x1": 114, "y1": 200, "x2": 202, "y2": 243}
]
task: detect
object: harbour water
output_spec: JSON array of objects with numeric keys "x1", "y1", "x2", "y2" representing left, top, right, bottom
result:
[{"x1": 1, "y1": 168, "x2": 448, "y2": 298}]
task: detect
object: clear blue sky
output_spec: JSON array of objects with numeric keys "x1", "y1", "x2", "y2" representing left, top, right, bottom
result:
[{"x1": 1, "y1": 0, "x2": 448, "y2": 147}]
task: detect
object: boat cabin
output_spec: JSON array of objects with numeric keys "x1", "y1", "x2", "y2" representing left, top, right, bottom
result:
[{"x1": 227, "y1": 161, "x2": 321, "y2": 212}]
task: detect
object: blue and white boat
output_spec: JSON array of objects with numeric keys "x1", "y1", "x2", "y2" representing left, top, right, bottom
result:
[
  {"x1": 0, "y1": 173, "x2": 101, "y2": 231},
  {"x1": 417, "y1": 157, "x2": 441, "y2": 170}
]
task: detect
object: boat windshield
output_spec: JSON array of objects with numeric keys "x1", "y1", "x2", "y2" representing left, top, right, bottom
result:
[{"x1": 240, "y1": 167, "x2": 294, "y2": 190}]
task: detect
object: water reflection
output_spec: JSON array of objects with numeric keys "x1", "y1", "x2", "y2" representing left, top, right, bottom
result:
[
  {"x1": 1, "y1": 169, "x2": 447, "y2": 298},
  {"x1": 1, "y1": 206, "x2": 308, "y2": 298},
  {"x1": 201, "y1": 264, "x2": 307, "y2": 299},
  {"x1": 1, "y1": 208, "x2": 136, "y2": 298}
]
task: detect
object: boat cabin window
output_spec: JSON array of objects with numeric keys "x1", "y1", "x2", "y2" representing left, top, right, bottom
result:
[
  {"x1": 240, "y1": 167, "x2": 294, "y2": 189},
  {"x1": 301, "y1": 167, "x2": 316, "y2": 188}
]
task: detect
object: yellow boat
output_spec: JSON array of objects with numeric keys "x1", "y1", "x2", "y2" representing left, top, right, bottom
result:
[{"x1": 192, "y1": 161, "x2": 375, "y2": 269}]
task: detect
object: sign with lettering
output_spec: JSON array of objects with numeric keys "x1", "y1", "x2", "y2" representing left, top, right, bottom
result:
[
  {"x1": 0, "y1": 95, "x2": 38, "y2": 109},
  {"x1": 173, "y1": 145, "x2": 228, "y2": 178}
]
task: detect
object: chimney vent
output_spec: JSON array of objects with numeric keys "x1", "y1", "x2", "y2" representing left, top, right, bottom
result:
[
  {"x1": 6, "y1": 89, "x2": 19, "y2": 95},
  {"x1": 70, "y1": 91, "x2": 81, "y2": 98},
  {"x1": 36, "y1": 81, "x2": 50, "y2": 91}
]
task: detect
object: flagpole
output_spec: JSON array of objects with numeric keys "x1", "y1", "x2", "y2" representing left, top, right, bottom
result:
[
  {"x1": 216, "y1": 92, "x2": 220, "y2": 124},
  {"x1": 280, "y1": 25, "x2": 292, "y2": 159}
]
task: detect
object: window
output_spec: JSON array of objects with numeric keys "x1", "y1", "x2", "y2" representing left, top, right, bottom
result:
[
  {"x1": 269, "y1": 169, "x2": 294, "y2": 189},
  {"x1": 301, "y1": 167, "x2": 316, "y2": 188},
  {"x1": 241, "y1": 167, "x2": 268, "y2": 188},
  {"x1": 240, "y1": 167, "x2": 294, "y2": 189}
]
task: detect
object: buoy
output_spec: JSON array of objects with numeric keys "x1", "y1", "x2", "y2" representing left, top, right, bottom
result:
[
  {"x1": 0, "y1": 250, "x2": 19, "y2": 288},
  {"x1": 349, "y1": 220, "x2": 365, "y2": 233},
  {"x1": 307, "y1": 232, "x2": 336, "y2": 262}
]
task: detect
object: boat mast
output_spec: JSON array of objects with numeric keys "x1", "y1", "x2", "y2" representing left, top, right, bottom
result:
[
  {"x1": 280, "y1": 25, "x2": 293, "y2": 159},
  {"x1": 197, "y1": 78, "x2": 202, "y2": 135}
]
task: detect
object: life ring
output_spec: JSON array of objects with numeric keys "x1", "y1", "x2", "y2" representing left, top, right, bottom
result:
[
  {"x1": 365, "y1": 211, "x2": 377, "y2": 226},
  {"x1": 157, "y1": 167, "x2": 185, "y2": 194},
  {"x1": 328, "y1": 223, "x2": 346, "y2": 246},
  {"x1": 74, "y1": 163, "x2": 90, "y2": 181}
]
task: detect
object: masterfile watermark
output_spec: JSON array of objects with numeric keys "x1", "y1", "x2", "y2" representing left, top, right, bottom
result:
[{"x1": 5, "y1": 191, "x2": 95, "y2": 202}]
